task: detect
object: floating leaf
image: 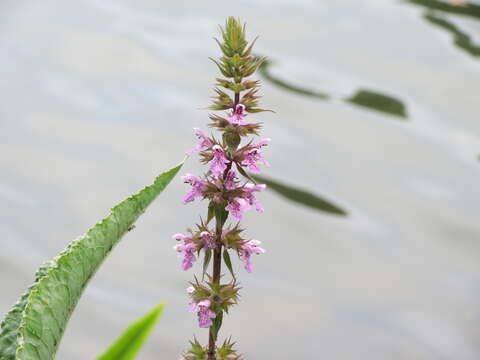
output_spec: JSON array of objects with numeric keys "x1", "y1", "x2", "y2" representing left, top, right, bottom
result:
[
  {"x1": 0, "y1": 162, "x2": 183, "y2": 360},
  {"x1": 405, "y1": 0, "x2": 480, "y2": 20},
  {"x1": 423, "y1": 12, "x2": 480, "y2": 58},
  {"x1": 97, "y1": 304, "x2": 164, "y2": 360},
  {"x1": 260, "y1": 60, "x2": 407, "y2": 118},
  {"x1": 259, "y1": 60, "x2": 330, "y2": 100},
  {"x1": 346, "y1": 89, "x2": 407, "y2": 118},
  {"x1": 253, "y1": 175, "x2": 347, "y2": 216}
]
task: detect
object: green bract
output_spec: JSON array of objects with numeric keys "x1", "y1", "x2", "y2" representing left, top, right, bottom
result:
[{"x1": 0, "y1": 162, "x2": 182, "y2": 360}]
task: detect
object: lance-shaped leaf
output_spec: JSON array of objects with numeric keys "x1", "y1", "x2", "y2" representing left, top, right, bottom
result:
[
  {"x1": 222, "y1": 249, "x2": 235, "y2": 280},
  {"x1": 0, "y1": 162, "x2": 183, "y2": 360},
  {"x1": 97, "y1": 304, "x2": 164, "y2": 360}
]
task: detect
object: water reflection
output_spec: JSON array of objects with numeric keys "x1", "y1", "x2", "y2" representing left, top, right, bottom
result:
[
  {"x1": 423, "y1": 12, "x2": 480, "y2": 58},
  {"x1": 260, "y1": 61, "x2": 408, "y2": 119},
  {"x1": 405, "y1": 0, "x2": 480, "y2": 20},
  {"x1": 253, "y1": 175, "x2": 347, "y2": 216}
]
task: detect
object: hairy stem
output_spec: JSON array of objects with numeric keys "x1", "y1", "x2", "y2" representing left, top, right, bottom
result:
[
  {"x1": 207, "y1": 242, "x2": 222, "y2": 359},
  {"x1": 208, "y1": 162, "x2": 233, "y2": 360},
  {"x1": 208, "y1": 70, "x2": 240, "y2": 358}
]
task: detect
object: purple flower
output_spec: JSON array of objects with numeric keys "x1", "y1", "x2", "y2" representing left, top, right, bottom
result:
[
  {"x1": 200, "y1": 231, "x2": 216, "y2": 250},
  {"x1": 173, "y1": 233, "x2": 197, "y2": 270},
  {"x1": 238, "y1": 239, "x2": 265, "y2": 273},
  {"x1": 182, "y1": 173, "x2": 208, "y2": 204},
  {"x1": 225, "y1": 197, "x2": 251, "y2": 220},
  {"x1": 240, "y1": 138, "x2": 270, "y2": 173},
  {"x1": 210, "y1": 145, "x2": 229, "y2": 176},
  {"x1": 189, "y1": 299, "x2": 216, "y2": 328},
  {"x1": 227, "y1": 104, "x2": 247, "y2": 125},
  {"x1": 242, "y1": 183, "x2": 266, "y2": 212},
  {"x1": 186, "y1": 128, "x2": 213, "y2": 155}
]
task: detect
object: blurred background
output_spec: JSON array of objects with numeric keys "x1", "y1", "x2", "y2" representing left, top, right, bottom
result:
[{"x1": 1, "y1": 0, "x2": 480, "y2": 359}]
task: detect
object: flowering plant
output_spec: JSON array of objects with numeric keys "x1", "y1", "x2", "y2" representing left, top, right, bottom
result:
[
  {"x1": 0, "y1": 16, "x2": 272, "y2": 360},
  {"x1": 174, "y1": 17, "x2": 271, "y2": 360}
]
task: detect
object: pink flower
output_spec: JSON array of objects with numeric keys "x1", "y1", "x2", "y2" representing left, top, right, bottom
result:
[
  {"x1": 186, "y1": 286, "x2": 195, "y2": 294},
  {"x1": 240, "y1": 138, "x2": 271, "y2": 173},
  {"x1": 224, "y1": 170, "x2": 237, "y2": 190},
  {"x1": 225, "y1": 197, "x2": 251, "y2": 220},
  {"x1": 210, "y1": 145, "x2": 229, "y2": 176},
  {"x1": 200, "y1": 231, "x2": 216, "y2": 250},
  {"x1": 189, "y1": 299, "x2": 216, "y2": 328},
  {"x1": 186, "y1": 128, "x2": 213, "y2": 155},
  {"x1": 227, "y1": 104, "x2": 247, "y2": 125},
  {"x1": 182, "y1": 173, "x2": 208, "y2": 204},
  {"x1": 173, "y1": 233, "x2": 197, "y2": 270},
  {"x1": 242, "y1": 183, "x2": 266, "y2": 212},
  {"x1": 238, "y1": 239, "x2": 265, "y2": 273}
]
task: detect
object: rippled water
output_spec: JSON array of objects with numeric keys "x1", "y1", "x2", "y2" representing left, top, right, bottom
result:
[{"x1": 1, "y1": 0, "x2": 480, "y2": 359}]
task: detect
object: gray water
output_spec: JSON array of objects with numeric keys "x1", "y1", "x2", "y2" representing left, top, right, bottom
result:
[{"x1": 1, "y1": 0, "x2": 480, "y2": 359}]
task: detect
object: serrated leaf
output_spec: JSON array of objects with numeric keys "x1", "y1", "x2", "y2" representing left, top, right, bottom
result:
[
  {"x1": 97, "y1": 304, "x2": 164, "y2": 360},
  {"x1": 222, "y1": 249, "x2": 235, "y2": 280},
  {"x1": 0, "y1": 162, "x2": 183, "y2": 360}
]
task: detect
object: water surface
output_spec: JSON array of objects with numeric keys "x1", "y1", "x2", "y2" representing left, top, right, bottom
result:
[{"x1": 1, "y1": 1, "x2": 480, "y2": 359}]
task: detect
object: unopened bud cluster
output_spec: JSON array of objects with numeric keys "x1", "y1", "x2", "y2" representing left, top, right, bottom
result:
[{"x1": 171, "y1": 17, "x2": 271, "y2": 360}]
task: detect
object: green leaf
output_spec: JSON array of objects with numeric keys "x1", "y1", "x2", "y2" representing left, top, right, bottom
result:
[
  {"x1": 207, "y1": 202, "x2": 215, "y2": 224},
  {"x1": 253, "y1": 174, "x2": 347, "y2": 216},
  {"x1": 202, "y1": 250, "x2": 212, "y2": 280},
  {"x1": 222, "y1": 249, "x2": 235, "y2": 280},
  {"x1": 404, "y1": 0, "x2": 480, "y2": 21},
  {"x1": 214, "y1": 204, "x2": 229, "y2": 228},
  {"x1": 235, "y1": 163, "x2": 256, "y2": 184},
  {"x1": 210, "y1": 311, "x2": 223, "y2": 342},
  {"x1": 259, "y1": 60, "x2": 330, "y2": 100},
  {"x1": 422, "y1": 12, "x2": 480, "y2": 59},
  {"x1": 346, "y1": 89, "x2": 407, "y2": 118},
  {"x1": 0, "y1": 162, "x2": 183, "y2": 360},
  {"x1": 97, "y1": 304, "x2": 164, "y2": 360}
]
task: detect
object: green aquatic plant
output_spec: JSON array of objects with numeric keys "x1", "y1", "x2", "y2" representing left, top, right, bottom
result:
[
  {"x1": 423, "y1": 12, "x2": 480, "y2": 57},
  {"x1": 259, "y1": 60, "x2": 408, "y2": 119},
  {"x1": 259, "y1": 60, "x2": 330, "y2": 100},
  {"x1": 405, "y1": 0, "x2": 480, "y2": 20},
  {"x1": 346, "y1": 89, "x2": 407, "y2": 118},
  {"x1": 252, "y1": 175, "x2": 347, "y2": 216}
]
